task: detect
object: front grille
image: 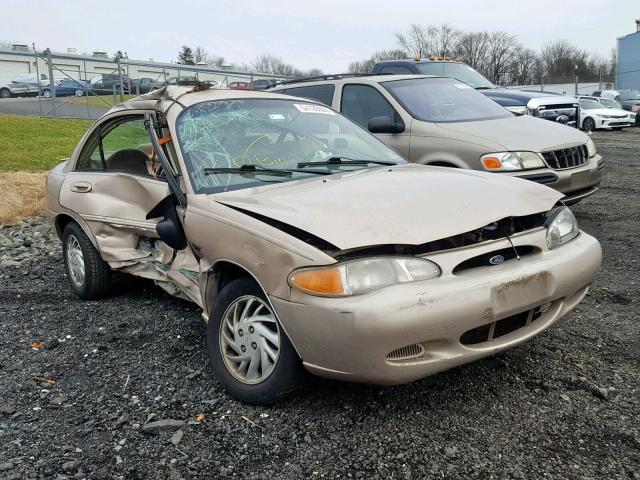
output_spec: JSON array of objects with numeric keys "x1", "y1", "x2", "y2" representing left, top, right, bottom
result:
[
  {"x1": 460, "y1": 305, "x2": 549, "y2": 346},
  {"x1": 386, "y1": 344, "x2": 425, "y2": 362},
  {"x1": 452, "y1": 246, "x2": 536, "y2": 274},
  {"x1": 541, "y1": 145, "x2": 589, "y2": 170}
]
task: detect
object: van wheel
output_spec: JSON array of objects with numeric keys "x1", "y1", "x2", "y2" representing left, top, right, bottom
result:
[
  {"x1": 582, "y1": 117, "x2": 596, "y2": 131},
  {"x1": 62, "y1": 222, "x2": 111, "y2": 299},
  {"x1": 207, "y1": 277, "x2": 304, "y2": 405}
]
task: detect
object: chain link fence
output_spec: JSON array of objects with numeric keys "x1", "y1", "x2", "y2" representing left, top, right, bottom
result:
[{"x1": 0, "y1": 48, "x2": 290, "y2": 119}]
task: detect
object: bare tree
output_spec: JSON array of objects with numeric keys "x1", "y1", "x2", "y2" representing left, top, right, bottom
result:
[
  {"x1": 456, "y1": 31, "x2": 489, "y2": 70},
  {"x1": 396, "y1": 24, "x2": 433, "y2": 58},
  {"x1": 396, "y1": 24, "x2": 459, "y2": 59},
  {"x1": 251, "y1": 54, "x2": 321, "y2": 78},
  {"x1": 484, "y1": 31, "x2": 521, "y2": 84},
  {"x1": 0, "y1": 40, "x2": 12, "y2": 50},
  {"x1": 431, "y1": 24, "x2": 460, "y2": 58}
]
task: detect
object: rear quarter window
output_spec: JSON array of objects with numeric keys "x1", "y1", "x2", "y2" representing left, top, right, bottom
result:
[{"x1": 279, "y1": 84, "x2": 335, "y2": 106}]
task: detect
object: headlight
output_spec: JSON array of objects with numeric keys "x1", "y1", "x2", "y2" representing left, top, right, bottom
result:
[
  {"x1": 545, "y1": 207, "x2": 579, "y2": 249},
  {"x1": 480, "y1": 152, "x2": 545, "y2": 171},
  {"x1": 586, "y1": 138, "x2": 596, "y2": 158},
  {"x1": 289, "y1": 257, "x2": 441, "y2": 297},
  {"x1": 505, "y1": 106, "x2": 528, "y2": 116},
  {"x1": 596, "y1": 114, "x2": 614, "y2": 119}
]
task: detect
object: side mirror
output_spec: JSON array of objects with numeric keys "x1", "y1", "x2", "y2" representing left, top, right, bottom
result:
[
  {"x1": 146, "y1": 195, "x2": 187, "y2": 250},
  {"x1": 368, "y1": 116, "x2": 405, "y2": 134}
]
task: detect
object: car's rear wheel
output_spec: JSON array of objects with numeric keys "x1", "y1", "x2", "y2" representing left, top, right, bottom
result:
[
  {"x1": 0, "y1": 88, "x2": 11, "y2": 98},
  {"x1": 75, "y1": 89, "x2": 84, "y2": 97},
  {"x1": 207, "y1": 277, "x2": 304, "y2": 405},
  {"x1": 582, "y1": 117, "x2": 596, "y2": 131},
  {"x1": 62, "y1": 222, "x2": 111, "y2": 299},
  {"x1": 41, "y1": 89, "x2": 51, "y2": 98}
]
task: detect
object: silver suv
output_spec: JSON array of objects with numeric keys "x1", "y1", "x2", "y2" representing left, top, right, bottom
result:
[{"x1": 271, "y1": 74, "x2": 605, "y2": 204}]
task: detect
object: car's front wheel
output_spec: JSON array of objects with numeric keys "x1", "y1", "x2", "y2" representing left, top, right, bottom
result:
[
  {"x1": 582, "y1": 117, "x2": 596, "y2": 131},
  {"x1": 207, "y1": 277, "x2": 304, "y2": 405},
  {"x1": 62, "y1": 222, "x2": 111, "y2": 299},
  {"x1": 75, "y1": 89, "x2": 84, "y2": 97},
  {"x1": 41, "y1": 89, "x2": 51, "y2": 98},
  {"x1": 0, "y1": 88, "x2": 11, "y2": 98}
]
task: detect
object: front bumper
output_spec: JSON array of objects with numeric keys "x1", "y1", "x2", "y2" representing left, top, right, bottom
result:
[
  {"x1": 594, "y1": 117, "x2": 632, "y2": 129},
  {"x1": 510, "y1": 154, "x2": 604, "y2": 205},
  {"x1": 271, "y1": 230, "x2": 602, "y2": 384}
]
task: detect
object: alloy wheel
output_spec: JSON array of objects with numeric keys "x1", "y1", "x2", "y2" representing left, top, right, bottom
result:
[
  {"x1": 66, "y1": 234, "x2": 85, "y2": 287},
  {"x1": 219, "y1": 295, "x2": 281, "y2": 384}
]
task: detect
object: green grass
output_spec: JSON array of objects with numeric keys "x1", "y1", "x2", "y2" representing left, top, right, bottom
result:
[
  {"x1": 0, "y1": 114, "x2": 93, "y2": 171},
  {"x1": 67, "y1": 94, "x2": 136, "y2": 108}
]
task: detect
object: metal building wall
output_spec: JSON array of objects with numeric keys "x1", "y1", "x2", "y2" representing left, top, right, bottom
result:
[{"x1": 617, "y1": 31, "x2": 640, "y2": 90}]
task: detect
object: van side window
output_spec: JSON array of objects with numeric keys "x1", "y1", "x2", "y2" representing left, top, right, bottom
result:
[
  {"x1": 76, "y1": 117, "x2": 154, "y2": 176},
  {"x1": 340, "y1": 84, "x2": 400, "y2": 129},
  {"x1": 280, "y1": 85, "x2": 335, "y2": 106}
]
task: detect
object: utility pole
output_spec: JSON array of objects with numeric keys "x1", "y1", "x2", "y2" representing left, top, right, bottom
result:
[{"x1": 574, "y1": 64, "x2": 578, "y2": 95}]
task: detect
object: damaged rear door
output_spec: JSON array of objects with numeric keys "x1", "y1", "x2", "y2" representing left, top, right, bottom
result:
[{"x1": 59, "y1": 113, "x2": 201, "y2": 303}]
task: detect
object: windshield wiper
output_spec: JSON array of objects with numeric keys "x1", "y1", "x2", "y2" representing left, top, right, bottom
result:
[
  {"x1": 204, "y1": 164, "x2": 331, "y2": 177},
  {"x1": 475, "y1": 86, "x2": 494, "y2": 90},
  {"x1": 297, "y1": 157, "x2": 397, "y2": 168}
]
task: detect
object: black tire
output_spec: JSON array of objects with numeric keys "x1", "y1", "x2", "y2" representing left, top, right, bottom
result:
[
  {"x1": 0, "y1": 88, "x2": 11, "y2": 99},
  {"x1": 62, "y1": 222, "x2": 111, "y2": 299},
  {"x1": 207, "y1": 277, "x2": 305, "y2": 405},
  {"x1": 41, "y1": 89, "x2": 51, "y2": 98},
  {"x1": 582, "y1": 117, "x2": 596, "y2": 131}
]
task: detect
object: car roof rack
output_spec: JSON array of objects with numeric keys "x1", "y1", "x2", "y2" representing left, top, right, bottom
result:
[{"x1": 274, "y1": 73, "x2": 384, "y2": 86}]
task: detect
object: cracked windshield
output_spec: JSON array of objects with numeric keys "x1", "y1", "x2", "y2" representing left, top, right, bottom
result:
[{"x1": 176, "y1": 98, "x2": 405, "y2": 193}]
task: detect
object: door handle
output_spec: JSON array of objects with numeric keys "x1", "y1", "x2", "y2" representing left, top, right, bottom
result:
[{"x1": 71, "y1": 181, "x2": 92, "y2": 193}]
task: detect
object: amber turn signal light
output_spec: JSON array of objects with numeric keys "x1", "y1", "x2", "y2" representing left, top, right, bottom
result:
[
  {"x1": 481, "y1": 157, "x2": 502, "y2": 169},
  {"x1": 289, "y1": 268, "x2": 344, "y2": 295}
]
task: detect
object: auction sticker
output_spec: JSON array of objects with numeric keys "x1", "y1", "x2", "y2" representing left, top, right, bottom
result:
[{"x1": 293, "y1": 103, "x2": 336, "y2": 115}]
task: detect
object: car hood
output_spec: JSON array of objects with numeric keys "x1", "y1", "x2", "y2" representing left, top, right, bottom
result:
[
  {"x1": 211, "y1": 163, "x2": 562, "y2": 251},
  {"x1": 432, "y1": 115, "x2": 588, "y2": 152},
  {"x1": 586, "y1": 108, "x2": 630, "y2": 117}
]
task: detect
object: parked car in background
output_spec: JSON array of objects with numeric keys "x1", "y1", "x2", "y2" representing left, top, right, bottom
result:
[
  {"x1": 271, "y1": 74, "x2": 604, "y2": 204},
  {"x1": 0, "y1": 80, "x2": 39, "y2": 98},
  {"x1": 0, "y1": 73, "x2": 48, "y2": 98},
  {"x1": 40, "y1": 79, "x2": 89, "y2": 98},
  {"x1": 371, "y1": 59, "x2": 581, "y2": 128},
  {"x1": 592, "y1": 90, "x2": 619, "y2": 99},
  {"x1": 45, "y1": 86, "x2": 602, "y2": 404},
  {"x1": 228, "y1": 81, "x2": 252, "y2": 90},
  {"x1": 130, "y1": 77, "x2": 156, "y2": 94},
  {"x1": 576, "y1": 97, "x2": 633, "y2": 131},
  {"x1": 251, "y1": 78, "x2": 277, "y2": 90},
  {"x1": 90, "y1": 73, "x2": 131, "y2": 94}
]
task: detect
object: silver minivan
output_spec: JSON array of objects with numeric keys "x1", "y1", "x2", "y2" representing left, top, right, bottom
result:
[{"x1": 271, "y1": 75, "x2": 605, "y2": 204}]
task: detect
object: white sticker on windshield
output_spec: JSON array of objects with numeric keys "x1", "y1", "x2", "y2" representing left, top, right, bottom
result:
[
  {"x1": 453, "y1": 83, "x2": 472, "y2": 89},
  {"x1": 293, "y1": 103, "x2": 336, "y2": 115},
  {"x1": 269, "y1": 113, "x2": 285, "y2": 120}
]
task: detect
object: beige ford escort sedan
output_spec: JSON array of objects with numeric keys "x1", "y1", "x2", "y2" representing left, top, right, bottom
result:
[{"x1": 46, "y1": 85, "x2": 602, "y2": 404}]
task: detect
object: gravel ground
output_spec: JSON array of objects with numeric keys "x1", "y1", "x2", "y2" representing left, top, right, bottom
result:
[{"x1": 0, "y1": 129, "x2": 639, "y2": 480}]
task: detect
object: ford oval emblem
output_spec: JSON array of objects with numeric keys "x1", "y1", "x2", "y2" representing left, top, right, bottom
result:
[
  {"x1": 489, "y1": 255, "x2": 505, "y2": 265},
  {"x1": 556, "y1": 114, "x2": 570, "y2": 124}
]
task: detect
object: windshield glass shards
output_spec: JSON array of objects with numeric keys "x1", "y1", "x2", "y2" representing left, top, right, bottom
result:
[{"x1": 175, "y1": 99, "x2": 405, "y2": 194}]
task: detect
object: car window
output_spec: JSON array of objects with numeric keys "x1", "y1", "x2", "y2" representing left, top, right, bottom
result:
[
  {"x1": 175, "y1": 98, "x2": 405, "y2": 194},
  {"x1": 76, "y1": 117, "x2": 154, "y2": 176},
  {"x1": 380, "y1": 66, "x2": 413, "y2": 74},
  {"x1": 280, "y1": 85, "x2": 335, "y2": 106},
  {"x1": 579, "y1": 99, "x2": 602, "y2": 110},
  {"x1": 340, "y1": 84, "x2": 400, "y2": 129},
  {"x1": 383, "y1": 77, "x2": 511, "y2": 123}
]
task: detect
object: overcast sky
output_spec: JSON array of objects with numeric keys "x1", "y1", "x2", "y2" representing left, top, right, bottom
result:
[{"x1": 4, "y1": 0, "x2": 638, "y2": 72}]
